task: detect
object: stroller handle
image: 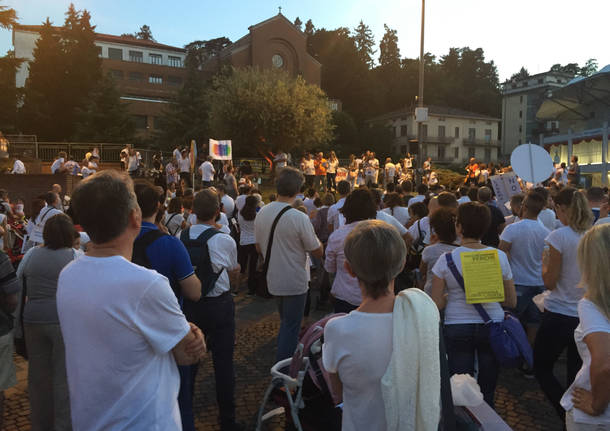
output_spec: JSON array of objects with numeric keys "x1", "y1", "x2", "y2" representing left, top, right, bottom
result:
[{"x1": 270, "y1": 357, "x2": 310, "y2": 390}]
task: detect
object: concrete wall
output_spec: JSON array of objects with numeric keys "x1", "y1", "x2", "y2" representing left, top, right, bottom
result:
[{"x1": 0, "y1": 174, "x2": 80, "y2": 216}]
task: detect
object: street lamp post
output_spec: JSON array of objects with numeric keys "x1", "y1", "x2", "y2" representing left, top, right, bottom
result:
[{"x1": 416, "y1": 0, "x2": 425, "y2": 171}]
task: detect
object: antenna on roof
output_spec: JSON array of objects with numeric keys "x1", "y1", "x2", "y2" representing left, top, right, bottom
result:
[{"x1": 278, "y1": 6, "x2": 282, "y2": 14}]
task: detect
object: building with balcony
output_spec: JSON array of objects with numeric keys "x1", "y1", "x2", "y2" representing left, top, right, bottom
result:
[
  {"x1": 369, "y1": 105, "x2": 501, "y2": 164},
  {"x1": 537, "y1": 65, "x2": 610, "y2": 186},
  {"x1": 501, "y1": 70, "x2": 574, "y2": 156},
  {"x1": 13, "y1": 24, "x2": 188, "y2": 140}
]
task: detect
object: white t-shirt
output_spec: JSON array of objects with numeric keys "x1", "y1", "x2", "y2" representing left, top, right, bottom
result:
[
  {"x1": 544, "y1": 226, "x2": 585, "y2": 317},
  {"x1": 31, "y1": 206, "x2": 63, "y2": 244},
  {"x1": 186, "y1": 213, "x2": 230, "y2": 234},
  {"x1": 385, "y1": 162, "x2": 396, "y2": 179},
  {"x1": 457, "y1": 196, "x2": 471, "y2": 205},
  {"x1": 408, "y1": 216, "x2": 431, "y2": 245},
  {"x1": 327, "y1": 197, "x2": 346, "y2": 230},
  {"x1": 382, "y1": 206, "x2": 409, "y2": 226},
  {"x1": 376, "y1": 210, "x2": 407, "y2": 236},
  {"x1": 500, "y1": 219, "x2": 549, "y2": 286},
  {"x1": 164, "y1": 212, "x2": 184, "y2": 237},
  {"x1": 235, "y1": 194, "x2": 247, "y2": 212},
  {"x1": 422, "y1": 243, "x2": 458, "y2": 294},
  {"x1": 254, "y1": 202, "x2": 321, "y2": 295},
  {"x1": 561, "y1": 299, "x2": 610, "y2": 425},
  {"x1": 303, "y1": 198, "x2": 317, "y2": 215},
  {"x1": 12, "y1": 159, "x2": 26, "y2": 174},
  {"x1": 323, "y1": 311, "x2": 393, "y2": 431},
  {"x1": 127, "y1": 154, "x2": 139, "y2": 172},
  {"x1": 538, "y1": 208, "x2": 557, "y2": 231},
  {"x1": 238, "y1": 213, "x2": 256, "y2": 245},
  {"x1": 327, "y1": 159, "x2": 339, "y2": 174},
  {"x1": 51, "y1": 158, "x2": 64, "y2": 174},
  {"x1": 302, "y1": 159, "x2": 315, "y2": 176},
  {"x1": 432, "y1": 246, "x2": 513, "y2": 324},
  {"x1": 57, "y1": 255, "x2": 189, "y2": 431},
  {"x1": 274, "y1": 153, "x2": 288, "y2": 169},
  {"x1": 178, "y1": 156, "x2": 190, "y2": 173},
  {"x1": 221, "y1": 195, "x2": 235, "y2": 217},
  {"x1": 594, "y1": 216, "x2": 610, "y2": 226},
  {"x1": 188, "y1": 224, "x2": 238, "y2": 297},
  {"x1": 407, "y1": 194, "x2": 426, "y2": 208},
  {"x1": 199, "y1": 161, "x2": 215, "y2": 181}
]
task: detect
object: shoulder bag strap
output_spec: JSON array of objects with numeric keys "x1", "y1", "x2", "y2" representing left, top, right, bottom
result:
[
  {"x1": 444, "y1": 253, "x2": 492, "y2": 324},
  {"x1": 37, "y1": 207, "x2": 55, "y2": 226},
  {"x1": 263, "y1": 206, "x2": 292, "y2": 275},
  {"x1": 165, "y1": 213, "x2": 181, "y2": 236}
]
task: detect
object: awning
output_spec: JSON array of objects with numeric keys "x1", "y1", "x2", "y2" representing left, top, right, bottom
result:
[{"x1": 536, "y1": 65, "x2": 610, "y2": 120}]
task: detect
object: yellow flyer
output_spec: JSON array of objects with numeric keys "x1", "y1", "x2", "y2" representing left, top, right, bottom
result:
[{"x1": 460, "y1": 249, "x2": 505, "y2": 304}]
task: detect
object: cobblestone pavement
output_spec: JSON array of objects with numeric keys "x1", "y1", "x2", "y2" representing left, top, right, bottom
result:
[{"x1": 4, "y1": 293, "x2": 564, "y2": 430}]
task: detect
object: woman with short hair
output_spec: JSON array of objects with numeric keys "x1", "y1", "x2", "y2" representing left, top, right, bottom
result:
[
  {"x1": 18, "y1": 213, "x2": 77, "y2": 431},
  {"x1": 164, "y1": 197, "x2": 185, "y2": 237},
  {"x1": 420, "y1": 208, "x2": 458, "y2": 294},
  {"x1": 536, "y1": 187, "x2": 595, "y2": 421},
  {"x1": 561, "y1": 224, "x2": 610, "y2": 430},
  {"x1": 324, "y1": 189, "x2": 377, "y2": 313},
  {"x1": 382, "y1": 192, "x2": 410, "y2": 226},
  {"x1": 430, "y1": 202, "x2": 516, "y2": 408}
]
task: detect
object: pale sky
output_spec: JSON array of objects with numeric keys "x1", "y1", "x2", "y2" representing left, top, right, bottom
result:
[{"x1": 1, "y1": 0, "x2": 608, "y2": 81}]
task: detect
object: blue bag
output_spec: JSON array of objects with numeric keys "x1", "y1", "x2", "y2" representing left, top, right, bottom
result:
[{"x1": 445, "y1": 253, "x2": 533, "y2": 368}]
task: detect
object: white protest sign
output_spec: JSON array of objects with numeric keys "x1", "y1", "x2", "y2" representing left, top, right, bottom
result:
[
  {"x1": 510, "y1": 144, "x2": 554, "y2": 184},
  {"x1": 209, "y1": 139, "x2": 232, "y2": 160},
  {"x1": 490, "y1": 172, "x2": 522, "y2": 216}
]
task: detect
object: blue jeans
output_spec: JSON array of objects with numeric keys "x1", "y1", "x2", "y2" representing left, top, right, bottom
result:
[
  {"x1": 444, "y1": 323, "x2": 499, "y2": 408},
  {"x1": 275, "y1": 293, "x2": 308, "y2": 362},
  {"x1": 512, "y1": 285, "x2": 544, "y2": 325}
]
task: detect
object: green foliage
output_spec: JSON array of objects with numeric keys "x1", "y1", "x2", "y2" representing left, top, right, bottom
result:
[
  {"x1": 0, "y1": 2, "x2": 17, "y2": 29},
  {"x1": 121, "y1": 24, "x2": 155, "y2": 41},
  {"x1": 73, "y1": 75, "x2": 134, "y2": 142},
  {"x1": 378, "y1": 24, "x2": 400, "y2": 68},
  {"x1": 353, "y1": 20, "x2": 375, "y2": 68},
  {"x1": 330, "y1": 111, "x2": 358, "y2": 155},
  {"x1": 293, "y1": 17, "x2": 302, "y2": 31},
  {"x1": 579, "y1": 58, "x2": 598, "y2": 77},
  {"x1": 0, "y1": 51, "x2": 23, "y2": 132},
  {"x1": 19, "y1": 5, "x2": 132, "y2": 142},
  {"x1": 206, "y1": 67, "x2": 333, "y2": 155},
  {"x1": 359, "y1": 124, "x2": 394, "y2": 157},
  {"x1": 550, "y1": 62, "x2": 580, "y2": 76},
  {"x1": 510, "y1": 67, "x2": 529, "y2": 81}
]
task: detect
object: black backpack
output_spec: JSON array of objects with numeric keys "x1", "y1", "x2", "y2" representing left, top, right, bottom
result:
[
  {"x1": 132, "y1": 229, "x2": 166, "y2": 269},
  {"x1": 180, "y1": 227, "x2": 224, "y2": 298}
]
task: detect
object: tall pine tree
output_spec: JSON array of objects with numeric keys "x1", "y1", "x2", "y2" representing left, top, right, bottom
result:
[
  {"x1": 353, "y1": 20, "x2": 375, "y2": 68},
  {"x1": 379, "y1": 24, "x2": 400, "y2": 68}
]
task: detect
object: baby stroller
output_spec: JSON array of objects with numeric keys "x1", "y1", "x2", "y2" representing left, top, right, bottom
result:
[
  {"x1": 5, "y1": 219, "x2": 26, "y2": 268},
  {"x1": 256, "y1": 314, "x2": 344, "y2": 431}
]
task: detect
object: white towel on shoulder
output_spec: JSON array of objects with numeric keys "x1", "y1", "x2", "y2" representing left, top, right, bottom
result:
[{"x1": 381, "y1": 288, "x2": 441, "y2": 431}]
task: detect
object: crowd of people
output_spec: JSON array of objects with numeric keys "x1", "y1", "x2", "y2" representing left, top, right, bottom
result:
[{"x1": 0, "y1": 147, "x2": 609, "y2": 431}]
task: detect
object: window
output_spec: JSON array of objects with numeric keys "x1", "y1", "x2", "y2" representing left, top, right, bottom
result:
[
  {"x1": 484, "y1": 148, "x2": 491, "y2": 162},
  {"x1": 108, "y1": 48, "x2": 123, "y2": 60},
  {"x1": 518, "y1": 139, "x2": 522, "y2": 146},
  {"x1": 129, "y1": 50, "x2": 143, "y2": 63},
  {"x1": 484, "y1": 129, "x2": 492, "y2": 142},
  {"x1": 437, "y1": 145, "x2": 445, "y2": 160},
  {"x1": 167, "y1": 75, "x2": 183, "y2": 86},
  {"x1": 485, "y1": 121, "x2": 492, "y2": 125},
  {"x1": 468, "y1": 128, "x2": 476, "y2": 141},
  {"x1": 422, "y1": 124, "x2": 428, "y2": 138},
  {"x1": 438, "y1": 117, "x2": 446, "y2": 122},
  {"x1": 149, "y1": 53, "x2": 162, "y2": 65},
  {"x1": 129, "y1": 71, "x2": 144, "y2": 82},
  {"x1": 469, "y1": 120, "x2": 476, "y2": 124},
  {"x1": 153, "y1": 116, "x2": 163, "y2": 129},
  {"x1": 400, "y1": 116, "x2": 407, "y2": 121},
  {"x1": 455, "y1": 127, "x2": 460, "y2": 138},
  {"x1": 511, "y1": 83, "x2": 517, "y2": 89},
  {"x1": 96, "y1": 46, "x2": 102, "y2": 56},
  {"x1": 538, "y1": 78, "x2": 543, "y2": 84},
  {"x1": 454, "y1": 147, "x2": 459, "y2": 159},
  {"x1": 132, "y1": 115, "x2": 147, "y2": 129},
  {"x1": 519, "y1": 110, "x2": 523, "y2": 119},
  {"x1": 395, "y1": 127, "x2": 400, "y2": 137},
  {"x1": 519, "y1": 125, "x2": 522, "y2": 133},
  {"x1": 520, "y1": 95, "x2": 523, "y2": 103},
  {"x1": 148, "y1": 74, "x2": 163, "y2": 84},
  {"x1": 109, "y1": 69, "x2": 123, "y2": 80},
  {"x1": 438, "y1": 125, "x2": 445, "y2": 137},
  {"x1": 400, "y1": 125, "x2": 407, "y2": 137},
  {"x1": 168, "y1": 56, "x2": 182, "y2": 67},
  {"x1": 468, "y1": 147, "x2": 476, "y2": 159}
]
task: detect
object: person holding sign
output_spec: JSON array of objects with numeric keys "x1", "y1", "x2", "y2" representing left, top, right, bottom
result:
[{"x1": 430, "y1": 202, "x2": 516, "y2": 408}]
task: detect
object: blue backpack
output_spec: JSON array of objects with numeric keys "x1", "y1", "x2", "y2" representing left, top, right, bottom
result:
[{"x1": 180, "y1": 227, "x2": 224, "y2": 298}]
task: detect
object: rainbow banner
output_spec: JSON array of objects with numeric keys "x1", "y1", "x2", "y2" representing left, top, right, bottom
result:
[{"x1": 209, "y1": 139, "x2": 232, "y2": 160}]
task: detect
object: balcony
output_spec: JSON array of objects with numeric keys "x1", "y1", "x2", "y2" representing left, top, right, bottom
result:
[
  {"x1": 398, "y1": 135, "x2": 454, "y2": 144},
  {"x1": 462, "y1": 138, "x2": 500, "y2": 147}
]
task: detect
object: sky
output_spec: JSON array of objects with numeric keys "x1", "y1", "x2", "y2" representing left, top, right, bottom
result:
[{"x1": 2, "y1": 0, "x2": 609, "y2": 81}]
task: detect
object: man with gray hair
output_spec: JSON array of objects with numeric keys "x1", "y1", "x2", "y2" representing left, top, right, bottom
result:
[
  {"x1": 255, "y1": 167, "x2": 323, "y2": 361},
  {"x1": 57, "y1": 170, "x2": 206, "y2": 430}
]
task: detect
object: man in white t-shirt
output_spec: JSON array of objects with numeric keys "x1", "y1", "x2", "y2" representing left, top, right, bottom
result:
[
  {"x1": 384, "y1": 158, "x2": 396, "y2": 188},
  {"x1": 218, "y1": 185, "x2": 235, "y2": 217},
  {"x1": 178, "y1": 149, "x2": 191, "y2": 182},
  {"x1": 499, "y1": 191, "x2": 550, "y2": 348},
  {"x1": 181, "y1": 188, "x2": 241, "y2": 430},
  {"x1": 407, "y1": 184, "x2": 428, "y2": 208},
  {"x1": 199, "y1": 156, "x2": 215, "y2": 187},
  {"x1": 50, "y1": 152, "x2": 67, "y2": 174},
  {"x1": 255, "y1": 167, "x2": 323, "y2": 361},
  {"x1": 301, "y1": 153, "x2": 315, "y2": 188},
  {"x1": 274, "y1": 149, "x2": 288, "y2": 172},
  {"x1": 406, "y1": 192, "x2": 458, "y2": 247},
  {"x1": 29, "y1": 191, "x2": 63, "y2": 246},
  {"x1": 457, "y1": 187, "x2": 470, "y2": 205},
  {"x1": 57, "y1": 170, "x2": 206, "y2": 431},
  {"x1": 11, "y1": 158, "x2": 26, "y2": 174}
]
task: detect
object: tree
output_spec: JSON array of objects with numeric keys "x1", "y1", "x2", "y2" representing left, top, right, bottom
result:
[
  {"x1": 379, "y1": 24, "x2": 400, "y2": 68},
  {"x1": 0, "y1": 2, "x2": 17, "y2": 29},
  {"x1": 136, "y1": 24, "x2": 154, "y2": 41},
  {"x1": 0, "y1": 51, "x2": 23, "y2": 131},
  {"x1": 330, "y1": 111, "x2": 358, "y2": 155},
  {"x1": 183, "y1": 37, "x2": 231, "y2": 69},
  {"x1": 510, "y1": 67, "x2": 529, "y2": 81},
  {"x1": 304, "y1": 19, "x2": 315, "y2": 37},
  {"x1": 580, "y1": 58, "x2": 598, "y2": 77},
  {"x1": 353, "y1": 20, "x2": 375, "y2": 68},
  {"x1": 293, "y1": 17, "x2": 302, "y2": 31},
  {"x1": 207, "y1": 67, "x2": 333, "y2": 155},
  {"x1": 550, "y1": 63, "x2": 579, "y2": 76},
  {"x1": 73, "y1": 75, "x2": 134, "y2": 142}
]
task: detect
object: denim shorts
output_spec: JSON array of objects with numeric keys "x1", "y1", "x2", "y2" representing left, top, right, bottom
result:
[{"x1": 512, "y1": 285, "x2": 544, "y2": 324}]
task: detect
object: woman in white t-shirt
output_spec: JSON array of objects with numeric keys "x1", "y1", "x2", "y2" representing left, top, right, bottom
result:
[
  {"x1": 420, "y1": 208, "x2": 458, "y2": 294},
  {"x1": 326, "y1": 151, "x2": 339, "y2": 192},
  {"x1": 237, "y1": 196, "x2": 259, "y2": 295},
  {"x1": 430, "y1": 202, "x2": 516, "y2": 408},
  {"x1": 323, "y1": 220, "x2": 407, "y2": 431},
  {"x1": 536, "y1": 188, "x2": 594, "y2": 421},
  {"x1": 382, "y1": 192, "x2": 409, "y2": 227},
  {"x1": 164, "y1": 197, "x2": 185, "y2": 237},
  {"x1": 561, "y1": 224, "x2": 610, "y2": 430}
]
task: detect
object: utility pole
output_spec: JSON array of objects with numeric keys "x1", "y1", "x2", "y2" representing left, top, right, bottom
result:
[{"x1": 416, "y1": 0, "x2": 425, "y2": 171}]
